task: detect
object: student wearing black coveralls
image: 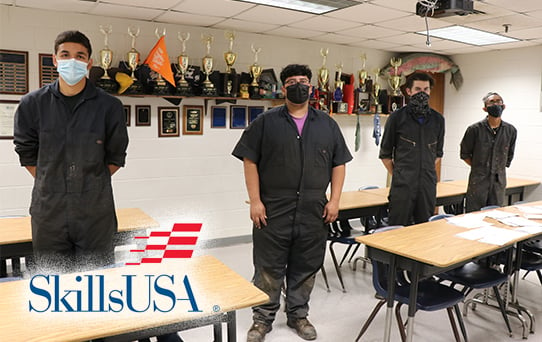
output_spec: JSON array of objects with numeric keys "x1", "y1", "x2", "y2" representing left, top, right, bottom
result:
[
  {"x1": 379, "y1": 72, "x2": 445, "y2": 226},
  {"x1": 232, "y1": 64, "x2": 352, "y2": 342},
  {"x1": 460, "y1": 92, "x2": 517, "y2": 212}
]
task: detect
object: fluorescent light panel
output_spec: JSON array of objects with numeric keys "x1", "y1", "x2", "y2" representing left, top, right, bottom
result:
[
  {"x1": 233, "y1": 0, "x2": 359, "y2": 14},
  {"x1": 417, "y1": 25, "x2": 519, "y2": 46}
]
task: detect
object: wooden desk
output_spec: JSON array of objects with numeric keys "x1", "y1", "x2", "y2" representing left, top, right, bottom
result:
[
  {"x1": 443, "y1": 178, "x2": 540, "y2": 205},
  {"x1": 0, "y1": 255, "x2": 268, "y2": 342},
  {"x1": 356, "y1": 201, "x2": 542, "y2": 342},
  {"x1": 0, "y1": 208, "x2": 159, "y2": 276}
]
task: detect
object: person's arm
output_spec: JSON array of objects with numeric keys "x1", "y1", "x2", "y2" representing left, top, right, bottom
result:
[
  {"x1": 460, "y1": 125, "x2": 474, "y2": 167},
  {"x1": 323, "y1": 164, "x2": 345, "y2": 224},
  {"x1": 381, "y1": 158, "x2": 394, "y2": 175},
  {"x1": 24, "y1": 166, "x2": 36, "y2": 178},
  {"x1": 243, "y1": 158, "x2": 267, "y2": 228},
  {"x1": 506, "y1": 127, "x2": 517, "y2": 167}
]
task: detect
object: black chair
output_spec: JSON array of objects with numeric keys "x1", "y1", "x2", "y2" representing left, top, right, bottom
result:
[
  {"x1": 355, "y1": 226, "x2": 467, "y2": 342},
  {"x1": 429, "y1": 214, "x2": 514, "y2": 337},
  {"x1": 327, "y1": 220, "x2": 365, "y2": 292}
]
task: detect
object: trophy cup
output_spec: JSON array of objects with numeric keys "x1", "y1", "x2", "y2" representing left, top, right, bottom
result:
[
  {"x1": 123, "y1": 26, "x2": 143, "y2": 94},
  {"x1": 373, "y1": 68, "x2": 382, "y2": 114},
  {"x1": 223, "y1": 31, "x2": 237, "y2": 97},
  {"x1": 249, "y1": 44, "x2": 262, "y2": 99},
  {"x1": 176, "y1": 32, "x2": 191, "y2": 96},
  {"x1": 201, "y1": 33, "x2": 217, "y2": 96},
  {"x1": 387, "y1": 57, "x2": 405, "y2": 112},
  {"x1": 318, "y1": 48, "x2": 329, "y2": 91},
  {"x1": 332, "y1": 62, "x2": 347, "y2": 113},
  {"x1": 358, "y1": 53, "x2": 368, "y2": 92},
  {"x1": 151, "y1": 28, "x2": 170, "y2": 95},
  {"x1": 354, "y1": 53, "x2": 370, "y2": 114},
  {"x1": 96, "y1": 24, "x2": 117, "y2": 93}
]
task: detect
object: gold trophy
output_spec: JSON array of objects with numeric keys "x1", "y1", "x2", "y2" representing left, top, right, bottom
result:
[
  {"x1": 373, "y1": 68, "x2": 381, "y2": 114},
  {"x1": 333, "y1": 62, "x2": 347, "y2": 113},
  {"x1": 224, "y1": 31, "x2": 237, "y2": 73},
  {"x1": 249, "y1": 44, "x2": 262, "y2": 98},
  {"x1": 127, "y1": 26, "x2": 140, "y2": 80},
  {"x1": 152, "y1": 28, "x2": 169, "y2": 94},
  {"x1": 318, "y1": 48, "x2": 329, "y2": 91},
  {"x1": 176, "y1": 32, "x2": 191, "y2": 95},
  {"x1": 388, "y1": 57, "x2": 403, "y2": 96},
  {"x1": 358, "y1": 53, "x2": 368, "y2": 91},
  {"x1": 99, "y1": 24, "x2": 113, "y2": 79},
  {"x1": 223, "y1": 31, "x2": 237, "y2": 97},
  {"x1": 201, "y1": 33, "x2": 217, "y2": 96}
]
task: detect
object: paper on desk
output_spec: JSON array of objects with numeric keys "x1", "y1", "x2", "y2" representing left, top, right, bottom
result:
[
  {"x1": 483, "y1": 210, "x2": 517, "y2": 219},
  {"x1": 456, "y1": 226, "x2": 530, "y2": 245},
  {"x1": 515, "y1": 205, "x2": 542, "y2": 214},
  {"x1": 524, "y1": 214, "x2": 542, "y2": 220},
  {"x1": 447, "y1": 213, "x2": 491, "y2": 229},
  {"x1": 515, "y1": 225, "x2": 542, "y2": 234},
  {"x1": 497, "y1": 216, "x2": 542, "y2": 227}
]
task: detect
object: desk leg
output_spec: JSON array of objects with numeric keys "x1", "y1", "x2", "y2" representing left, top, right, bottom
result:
[
  {"x1": 384, "y1": 256, "x2": 396, "y2": 342},
  {"x1": 213, "y1": 321, "x2": 223, "y2": 342},
  {"x1": 226, "y1": 311, "x2": 236, "y2": 342},
  {"x1": 406, "y1": 264, "x2": 420, "y2": 342}
]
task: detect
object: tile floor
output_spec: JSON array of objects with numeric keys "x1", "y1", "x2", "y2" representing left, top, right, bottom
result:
[{"x1": 180, "y1": 241, "x2": 542, "y2": 342}]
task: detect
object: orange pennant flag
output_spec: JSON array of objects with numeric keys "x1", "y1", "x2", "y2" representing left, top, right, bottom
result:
[{"x1": 144, "y1": 36, "x2": 175, "y2": 86}]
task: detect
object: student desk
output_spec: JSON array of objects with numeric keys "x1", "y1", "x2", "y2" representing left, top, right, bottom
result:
[
  {"x1": 0, "y1": 255, "x2": 268, "y2": 342},
  {"x1": 0, "y1": 208, "x2": 159, "y2": 277},
  {"x1": 356, "y1": 203, "x2": 542, "y2": 342},
  {"x1": 444, "y1": 177, "x2": 540, "y2": 205}
]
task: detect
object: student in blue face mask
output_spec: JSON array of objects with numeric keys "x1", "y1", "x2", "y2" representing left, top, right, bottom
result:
[{"x1": 460, "y1": 92, "x2": 517, "y2": 212}]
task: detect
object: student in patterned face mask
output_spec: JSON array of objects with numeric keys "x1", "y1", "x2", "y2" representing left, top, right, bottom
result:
[
  {"x1": 379, "y1": 72, "x2": 445, "y2": 226},
  {"x1": 460, "y1": 92, "x2": 517, "y2": 212}
]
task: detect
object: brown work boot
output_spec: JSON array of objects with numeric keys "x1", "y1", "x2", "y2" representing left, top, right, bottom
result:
[
  {"x1": 287, "y1": 317, "x2": 317, "y2": 340},
  {"x1": 247, "y1": 322, "x2": 272, "y2": 342}
]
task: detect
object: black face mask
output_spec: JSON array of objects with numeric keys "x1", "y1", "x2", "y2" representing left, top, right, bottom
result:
[
  {"x1": 486, "y1": 104, "x2": 504, "y2": 118},
  {"x1": 286, "y1": 83, "x2": 310, "y2": 104},
  {"x1": 408, "y1": 91, "x2": 430, "y2": 116}
]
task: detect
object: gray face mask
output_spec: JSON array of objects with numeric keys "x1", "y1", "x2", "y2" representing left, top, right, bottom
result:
[{"x1": 408, "y1": 91, "x2": 430, "y2": 116}]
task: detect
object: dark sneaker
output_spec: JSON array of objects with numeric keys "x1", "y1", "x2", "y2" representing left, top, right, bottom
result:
[
  {"x1": 287, "y1": 317, "x2": 317, "y2": 340},
  {"x1": 247, "y1": 322, "x2": 272, "y2": 342}
]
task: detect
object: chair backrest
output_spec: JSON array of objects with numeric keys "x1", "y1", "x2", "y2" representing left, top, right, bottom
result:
[
  {"x1": 480, "y1": 205, "x2": 500, "y2": 211},
  {"x1": 429, "y1": 214, "x2": 454, "y2": 221},
  {"x1": 369, "y1": 225, "x2": 405, "y2": 295},
  {"x1": 328, "y1": 220, "x2": 353, "y2": 238},
  {"x1": 358, "y1": 185, "x2": 379, "y2": 191}
]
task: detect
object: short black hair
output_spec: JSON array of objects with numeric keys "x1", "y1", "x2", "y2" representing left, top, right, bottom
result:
[
  {"x1": 280, "y1": 64, "x2": 312, "y2": 84},
  {"x1": 54, "y1": 30, "x2": 92, "y2": 57},
  {"x1": 405, "y1": 72, "x2": 434, "y2": 89}
]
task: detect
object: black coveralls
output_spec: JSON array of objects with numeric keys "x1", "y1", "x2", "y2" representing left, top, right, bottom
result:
[
  {"x1": 232, "y1": 105, "x2": 352, "y2": 324},
  {"x1": 14, "y1": 80, "x2": 128, "y2": 272},
  {"x1": 460, "y1": 119, "x2": 517, "y2": 212},
  {"x1": 379, "y1": 106, "x2": 445, "y2": 226}
]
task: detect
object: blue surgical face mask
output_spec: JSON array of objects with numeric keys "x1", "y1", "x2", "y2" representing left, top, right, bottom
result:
[{"x1": 56, "y1": 58, "x2": 88, "y2": 85}]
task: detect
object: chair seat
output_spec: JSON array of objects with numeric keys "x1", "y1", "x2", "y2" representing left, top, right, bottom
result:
[
  {"x1": 388, "y1": 280, "x2": 465, "y2": 312},
  {"x1": 521, "y1": 251, "x2": 542, "y2": 270},
  {"x1": 439, "y1": 262, "x2": 507, "y2": 289}
]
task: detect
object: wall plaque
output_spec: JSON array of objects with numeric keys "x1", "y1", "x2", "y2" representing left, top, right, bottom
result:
[
  {"x1": 39, "y1": 53, "x2": 58, "y2": 87},
  {"x1": 0, "y1": 50, "x2": 29, "y2": 94}
]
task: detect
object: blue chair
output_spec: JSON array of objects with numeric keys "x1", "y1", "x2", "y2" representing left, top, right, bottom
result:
[
  {"x1": 355, "y1": 226, "x2": 467, "y2": 342},
  {"x1": 429, "y1": 213, "x2": 454, "y2": 221},
  {"x1": 480, "y1": 205, "x2": 500, "y2": 210},
  {"x1": 521, "y1": 240, "x2": 542, "y2": 285}
]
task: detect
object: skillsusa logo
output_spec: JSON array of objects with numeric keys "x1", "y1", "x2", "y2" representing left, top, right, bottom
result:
[
  {"x1": 126, "y1": 223, "x2": 202, "y2": 265},
  {"x1": 27, "y1": 223, "x2": 204, "y2": 314}
]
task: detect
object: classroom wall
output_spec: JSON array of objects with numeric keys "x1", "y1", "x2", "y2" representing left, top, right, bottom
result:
[{"x1": 0, "y1": 6, "x2": 394, "y2": 242}]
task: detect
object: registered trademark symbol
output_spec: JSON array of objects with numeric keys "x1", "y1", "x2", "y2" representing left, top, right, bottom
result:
[{"x1": 213, "y1": 305, "x2": 220, "y2": 312}]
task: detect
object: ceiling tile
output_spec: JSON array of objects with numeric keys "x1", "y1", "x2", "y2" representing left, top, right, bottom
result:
[
  {"x1": 234, "y1": 5, "x2": 314, "y2": 25},
  {"x1": 309, "y1": 33, "x2": 367, "y2": 45},
  {"x1": 371, "y1": 0, "x2": 419, "y2": 13},
  {"x1": 288, "y1": 15, "x2": 361, "y2": 32},
  {"x1": 172, "y1": 0, "x2": 254, "y2": 18},
  {"x1": 157, "y1": 11, "x2": 226, "y2": 27},
  {"x1": 88, "y1": 3, "x2": 163, "y2": 21},
  {"x1": 340, "y1": 24, "x2": 404, "y2": 39},
  {"x1": 351, "y1": 39, "x2": 401, "y2": 50},
  {"x1": 325, "y1": 3, "x2": 411, "y2": 23},
  {"x1": 488, "y1": 0, "x2": 542, "y2": 12},
  {"x1": 376, "y1": 14, "x2": 451, "y2": 32},
  {"x1": 102, "y1": 0, "x2": 180, "y2": 9},
  {"x1": 379, "y1": 32, "x2": 432, "y2": 45},
  {"x1": 14, "y1": 0, "x2": 96, "y2": 12},
  {"x1": 211, "y1": 18, "x2": 279, "y2": 34},
  {"x1": 267, "y1": 26, "x2": 325, "y2": 39}
]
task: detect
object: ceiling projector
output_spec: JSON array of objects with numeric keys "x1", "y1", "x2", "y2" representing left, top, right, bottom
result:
[{"x1": 416, "y1": 0, "x2": 475, "y2": 18}]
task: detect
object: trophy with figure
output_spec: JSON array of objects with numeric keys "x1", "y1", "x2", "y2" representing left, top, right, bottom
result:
[
  {"x1": 201, "y1": 33, "x2": 217, "y2": 96},
  {"x1": 223, "y1": 31, "x2": 237, "y2": 97},
  {"x1": 249, "y1": 44, "x2": 262, "y2": 99},
  {"x1": 123, "y1": 26, "x2": 143, "y2": 94},
  {"x1": 96, "y1": 24, "x2": 117, "y2": 93},
  {"x1": 387, "y1": 57, "x2": 405, "y2": 112},
  {"x1": 176, "y1": 32, "x2": 191, "y2": 96},
  {"x1": 332, "y1": 62, "x2": 348, "y2": 113}
]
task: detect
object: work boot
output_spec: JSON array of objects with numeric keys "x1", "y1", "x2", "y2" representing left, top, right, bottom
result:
[
  {"x1": 247, "y1": 321, "x2": 272, "y2": 342},
  {"x1": 287, "y1": 317, "x2": 317, "y2": 340}
]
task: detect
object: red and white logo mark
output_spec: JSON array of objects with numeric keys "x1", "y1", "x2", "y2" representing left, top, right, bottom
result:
[{"x1": 126, "y1": 223, "x2": 202, "y2": 265}]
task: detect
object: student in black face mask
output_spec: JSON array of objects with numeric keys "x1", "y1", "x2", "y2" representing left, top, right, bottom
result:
[
  {"x1": 379, "y1": 72, "x2": 445, "y2": 226},
  {"x1": 232, "y1": 64, "x2": 352, "y2": 342},
  {"x1": 460, "y1": 92, "x2": 517, "y2": 212}
]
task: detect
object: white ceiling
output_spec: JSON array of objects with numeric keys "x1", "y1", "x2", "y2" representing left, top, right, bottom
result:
[{"x1": 2, "y1": 0, "x2": 542, "y2": 55}]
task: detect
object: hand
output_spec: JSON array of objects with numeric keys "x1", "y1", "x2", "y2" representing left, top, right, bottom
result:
[
  {"x1": 250, "y1": 200, "x2": 267, "y2": 229},
  {"x1": 323, "y1": 201, "x2": 339, "y2": 224}
]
